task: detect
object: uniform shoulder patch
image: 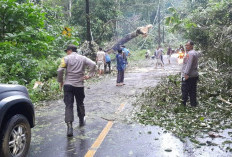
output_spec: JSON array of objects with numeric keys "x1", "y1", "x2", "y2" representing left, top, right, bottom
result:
[{"x1": 59, "y1": 58, "x2": 67, "y2": 68}]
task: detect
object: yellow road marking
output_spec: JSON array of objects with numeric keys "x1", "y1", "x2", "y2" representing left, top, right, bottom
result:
[
  {"x1": 85, "y1": 121, "x2": 113, "y2": 157},
  {"x1": 85, "y1": 104, "x2": 125, "y2": 157},
  {"x1": 115, "y1": 103, "x2": 125, "y2": 114}
]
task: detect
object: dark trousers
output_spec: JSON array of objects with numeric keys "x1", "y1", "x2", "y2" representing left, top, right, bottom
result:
[
  {"x1": 181, "y1": 77, "x2": 198, "y2": 106},
  {"x1": 117, "y1": 70, "x2": 124, "y2": 83},
  {"x1": 161, "y1": 55, "x2": 164, "y2": 64},
  {"x1": 104, "y1": 61, "x2": 111, "y2": 73},
  {"x1": 63, "y1": 85, "x2": 85, "y2": 123}
]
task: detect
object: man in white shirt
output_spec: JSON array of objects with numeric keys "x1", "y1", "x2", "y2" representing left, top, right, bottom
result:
[
  {"x1": 96, "y1": 47, "x2": 106, "y2": 75},
  {"x1": 155, "y1": 46, "x2": 164, "y2": 68}
]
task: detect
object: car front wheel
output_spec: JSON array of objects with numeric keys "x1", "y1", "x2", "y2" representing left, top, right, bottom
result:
[{"x1": 1, "y1": 114, "x2": 31, "y2": 157}]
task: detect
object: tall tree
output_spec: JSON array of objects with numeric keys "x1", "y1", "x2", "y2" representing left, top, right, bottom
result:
[
  {"x1": 163, "y1": 26, "x2": 164, "y2": 43},
  {"x1": 71, "y1": 0, "x2": 118, "y2": 44},
  {"x1": 85, "y1": 0, "x2": 91, "y2": 42},
  {"x1": 158, "y1": 5, "x2": 161, "y2": 46},
  {"x1": 69, "y1": 0, "x2": 72, "y2": 18}
]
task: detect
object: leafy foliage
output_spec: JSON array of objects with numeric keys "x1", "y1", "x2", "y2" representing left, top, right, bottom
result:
[
  {"x1": 0, "y1": 0, "x2": 45, "y2": 41},
  {"x1": 135, "y1": 60, "x2": 232, "y2": 143},
  {"x1": 0, "y1": 0, "x2": 79, "y2": 102},
  {"x1": 188, "y1": 1, "x2": 232, "y2": 66},
  {"x1": 71, "y1": 0, "x2": 118, "y2": 44},
  {"x1": 27, "y1": 78, "x2": 61, "y2": 103},
  {"x1": 165, "y1": 0, "x2": 232, "y2": 66}
]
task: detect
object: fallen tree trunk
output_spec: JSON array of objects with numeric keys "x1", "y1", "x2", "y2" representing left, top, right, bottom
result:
[
  {"x1": 79, "y1": 24, "x2": 153, "y2": 60},
  {"x1": 106, "y1": 24, "x2": 153, "y2": 53}
]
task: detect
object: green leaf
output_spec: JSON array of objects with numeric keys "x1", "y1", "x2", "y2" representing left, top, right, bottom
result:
[
  {"x1": 168, "y1": 7, "x2": 176, "y2": 13},
  {"x1": 199, "y1": 117, "x2": 205, "y2": 121},
  {"x1": 165, "y1": 16, "x2": 172, "y2": 25}
]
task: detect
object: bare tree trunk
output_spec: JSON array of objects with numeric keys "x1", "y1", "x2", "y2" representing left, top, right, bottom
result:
[
  {"x1": 163, "y1": 26, "x2": 164, "y2": 43},
  {"x1": 69, "y1": 0, "x2": 72, "y2": 18},
  {"x1": 158, "y1": 6, "x2": 161, "y2": 46},
  {"x1": 115, "y1": 0, "x2": 120, "y2": 41},
  {"x1": 40, "y1": 0, "x2": 43, "y2": 7},
  {"x1": 86, "y1": 0, "x2": 91, "y2": 42}
]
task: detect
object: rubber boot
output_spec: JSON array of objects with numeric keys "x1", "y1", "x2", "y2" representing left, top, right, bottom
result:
[
  {"x1": 79, "y1": 117, "x2": 85, "y2": 127},
  {"x1": 67, "y1": 122, "x2": 73, "y2": 137}
]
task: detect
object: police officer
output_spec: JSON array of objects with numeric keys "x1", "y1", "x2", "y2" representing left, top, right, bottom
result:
[
  {"x1": 57, "y1": 44, "x2": 96, "y2": 137},
  {"x1": 181, "y1": 41, "x2": 201, "y2": 107}
]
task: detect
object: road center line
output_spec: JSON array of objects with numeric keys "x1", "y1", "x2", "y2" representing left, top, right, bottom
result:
[{"x1": 85, "y1": 103, "x2": 125, "y2": 157}]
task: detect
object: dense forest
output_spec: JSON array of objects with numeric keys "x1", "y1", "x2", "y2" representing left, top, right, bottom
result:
[{"x1": 0, "y1": 0, "x2": 231, "y2": 103}]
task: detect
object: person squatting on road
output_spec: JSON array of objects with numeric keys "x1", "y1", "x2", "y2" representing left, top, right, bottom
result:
[
  {"x1": 181, "y1": 41, "x2": 201, "y2": 107},
  {"x1": 145, "y1": 50, "x2": 151, "y2": 59},
  {"x1": 57, "y1": 44, "x2": 96, "y2": 137},
  {"x1": 104, "y1": 51, "x2": 111, "y2": 74},
  {"x1": 96, "y1": 47, "x2": 106, "y2": 75},
  {"x1": 116, "y1": 49, "x2": 126, "y2": 86}
]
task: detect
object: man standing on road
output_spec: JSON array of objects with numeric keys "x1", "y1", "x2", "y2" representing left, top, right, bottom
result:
[
  {"x1": 181, "y1": 41, "x2": 201, "y2": 107},
  {"x1": 155, "y1": 46, "x2": 164, "y2": 68},
  {"x1": 96, "y1": 47, "x2": 106, "y2": 75},
  {"x1": 116, "y1": 49, "x2": 125, "y2": 86},
  {"x1": 121, "y1": 45, "x2": 130, "y2": 65},
  {"x1": 104, "y1": 51, "x2": 111, "y2": 74},
  {"x1": 57, "y1": 44, "x2": 96, "y2": 137},
  {"x1": 167, "y1": 46, "x2": 172, "y2": 64}
]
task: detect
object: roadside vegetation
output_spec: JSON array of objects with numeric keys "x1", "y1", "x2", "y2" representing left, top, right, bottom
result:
[
  {"x1": 135, "y1": 59, "x2": 232, "y2": 148},
  {"x1": 0, "y1": 0, "x2": 79, "y2": 103},
  {"x1": 134, "y1": 0, "x2": 232, "y2": 152}
]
